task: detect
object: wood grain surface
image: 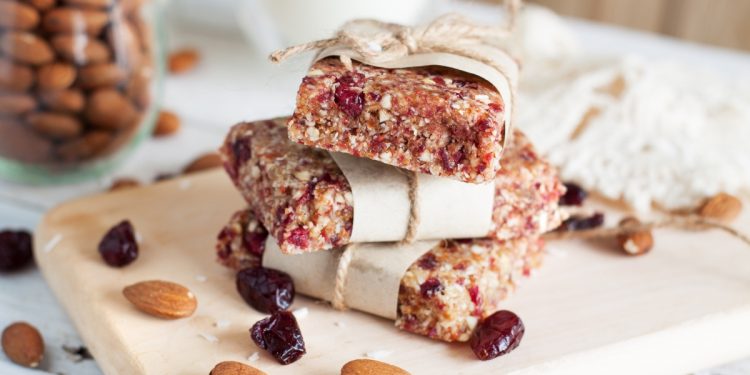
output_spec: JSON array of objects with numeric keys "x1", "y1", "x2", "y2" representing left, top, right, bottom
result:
[{"x1": 34, "y1": 170, "x2": 750, "y2": 374}]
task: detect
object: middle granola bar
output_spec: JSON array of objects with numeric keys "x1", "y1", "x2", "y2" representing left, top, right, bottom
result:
[
  {"x1": 288, "y1": 57, "x2": 508, "y2": 184},
  {"x1": 221, "y1": 117, "x2": 564, "y2": 254}
]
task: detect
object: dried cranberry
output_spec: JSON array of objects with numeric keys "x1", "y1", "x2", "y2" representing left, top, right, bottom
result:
[
  {"x1": 559, "y1": 182, "x2": 588, "y2": 206},
  {"x1": 417, "y1": 253, "x2": 438, "y2": 270},
  {"x1": 251, "y1": 311, "x2": 306, "y2": 365},
  {"x1": 237, "y1": 267, "x2": 294, "y2": 313},
  {"x1": 470, "y1": 310, "x2": 525, "y2": 361},
  {"x1": 559, "y1": 212, "x2": 605, "y2": 231},
  {"x1": 420, "y1": 277, "x2": 444, "y2": 298},
  {"x1": 97, "y1": 220, "x2": 138, "y2": 267},
  {"x1": 0, "y1": 230, "x2": 33, "y2": 271},
  {"x1": 232, "y1": 137, "x2": 252, "y2": 170},
  {"x1": 286, "y1": 228, "x2": 309, "y2": 249},
  {"x1": 334, "y1": 73, "x2": 365, "y2": 118},
  {"x1": 243, "y1": 226, "x2": 268, "y2": 258}
]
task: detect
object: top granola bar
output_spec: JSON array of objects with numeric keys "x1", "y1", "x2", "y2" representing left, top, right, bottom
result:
[
  {"x1": 288, "y1": 57, "x2": 507, "y2": 184},
  {"x1": 221, "y1": 117, "x2": 563, "y2": 254}
]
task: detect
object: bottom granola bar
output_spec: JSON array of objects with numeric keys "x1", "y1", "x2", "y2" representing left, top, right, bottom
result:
[{"x1": 216, "y1": 208, "x2": 544, "y2": 342}]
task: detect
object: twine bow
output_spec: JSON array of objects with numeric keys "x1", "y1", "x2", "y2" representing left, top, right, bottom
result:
[{"x1": 270, "y1": 0, "x2": 521, "y2": 73}]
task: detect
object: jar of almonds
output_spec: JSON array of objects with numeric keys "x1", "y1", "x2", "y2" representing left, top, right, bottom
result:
[{"x1": 0, "y1": 0, "x2": 162, "y2": 183}]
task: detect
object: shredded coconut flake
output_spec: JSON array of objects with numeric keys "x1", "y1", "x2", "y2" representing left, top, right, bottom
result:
[
  {"x1": 195, "y1": 275, "x2": 207, "y2": 282},
  {"x1": 214, "y1": 319, "x2": 231, "y2": 329},
  {"x1": 334, "y1": 321, "x2": 346, "y2": 328},
  {"x1": 135, "y1": 232, "x2": 143, "y2": 244},
  {"x1": 44, "y1": 234, "x2": 63, "y2": 253},
  {"x1": 247, "y1": 352, "x2": 259, "y2": 362},
  {"x1": 198, "y1": 333, "x2": 219, "y2": 343}
]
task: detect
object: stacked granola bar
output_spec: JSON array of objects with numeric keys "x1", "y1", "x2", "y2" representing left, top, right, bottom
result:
[{"x1": 216, "y1": 52, "x2": 563, "y2": 343}]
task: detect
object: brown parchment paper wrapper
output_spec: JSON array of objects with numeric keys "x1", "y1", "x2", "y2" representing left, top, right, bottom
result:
[
  {"x1": 263, "y1": 236, "x2": 438, "y2": 319},
  {"x1": 330, "y1": 152, "x2": 494, "y2": 243}
]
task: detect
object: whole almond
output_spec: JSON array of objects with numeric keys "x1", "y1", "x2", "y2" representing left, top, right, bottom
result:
[
  {"x1": 2, "y1": 322, "x2": 44, "y2": 368},
  {"x1": 0, "y1": 58, "x2": 34, "y2": 92},
  {"x1": 85, "y1": 88, "x2": 138, "y2": 129},
  {"x1": 24, "y1": 0, "x2": 55, "y2": 11},
  {"x1": 78, "y1": 63, "x2": 127, "y2": 89},
  {"x1": 0, "y1": 93, "x2": 36, "y2": 114},
  {"x1": 0, "y1": 117, "x2": 52, "y2": 163},
  {"x1": 341, "y1": 359, "x2": 410, "y2": 375},
  {"x1": 39, "y1": 89, "x2": 86, "y2": 113},
  {"x1": 184, "y1": 152, "x2": 222, "y2": 174},
  {"x1": 43, "y1": 8, "x2": 109, "y2": 35},
  {"x1": 616, "y1": 217, "x2": 653, "y2": 256},
  {"x1": 126, "y1": 66, "x2": 152, "y2": 108},
  {"x1": 0, "y1": 1, "x2": 40, "y2": 30},
  {"x1": 168, "y1": 48, "x2": 200, "y2": 74},
  {"x1": 153, "y1": 110, "x2": 180, "y2": 137},
  {"x1": 0, "y1": 32, "x2": 54, "y2": 65},
  {"x1": 699, "y1": 193, "x2": 743, "y2": 223},
  {"x1": 108, "y1": 20, "x2": 143, "y2": 69},
  {"x1": 52, "y1": 35, "x2": 111, "y2": 65},
  {"x1": 56, "y1": 130, "x2": 112, "y2": 161},
  {"x1": 26, "y1": 112, "x2": 83, "y2": 139},
  {"x1": 210, "y1": 361, "x2": 267, "y2": 375},
  {"x1": 37, "y1": 62, "x2": 77, "y2": 91},
  {"x1": 110, "y1": 177, "x2": 141, "y2": 191},
  {"x1": 123, "y1": 280, "x2": 197, "y2": 319},
  {"x1": 62, "y1": 0, "x2": 113, "y2": 8}
]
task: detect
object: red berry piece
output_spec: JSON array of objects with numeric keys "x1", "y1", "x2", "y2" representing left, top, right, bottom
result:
[
  {"x1": 97, "y1": 220, "x2": 138, "y2": 267},
  {"x1": 420, "y1": 277, "x2": 444, "y2": 298},
  {"x1": 334, "y1": 73, "x2": 365, "y2": 118},
  {"x1": 559, "y1": 212, "x2": 605, "y2": 231},
  {"x1": 470, "y1": 310, "x2": 525, "y2": 361},
  {"x1": 0, "y1": 230, "x2": 33, "y2": 271},
  {"x1": 251, "y1": 311, "x2": 306, "y2": 365},
  {"x1": 559, "y1": 182, "x2": 588, "y2": 206},
  {"x1": 237, "y1": 267, "x2": 294, "y2": 313}
]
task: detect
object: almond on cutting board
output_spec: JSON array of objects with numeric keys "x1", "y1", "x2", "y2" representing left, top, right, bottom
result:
[
  {"x1": 123, "y1": 280, "x2": 197, "y2": 319},
  {"x1": 616, "y1": 217, "x2": 653, "y2": 256},
  {"x1": 699, "y1": 193, "x2": 743, "y2": 223},
  {"x1": 341, "y1": 359, "x2": 411, "y2": 375},
  {"x1": 2, "y1": 322, "x2": 45, "y2": 368},
  {"x1": 183, "y1": 152, "x2": 222, "y2": 174},
  {"x1": 209, "y1": 361, "x2": 267, "y2": 375}
]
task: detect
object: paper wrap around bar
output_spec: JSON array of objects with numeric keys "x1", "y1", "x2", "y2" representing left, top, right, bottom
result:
[
  {"x1": 264, "y1": 237, "x2": 434, "y2": 319},
  {"x1": 332, "y1": 152, "x2": 493, "y2": 242},
  {"x1": 221, "y1": 118, "x2": 564, "y2": 254},
  {"x1": 216, "y1": 208, "x2": 542, "y2": 342}
]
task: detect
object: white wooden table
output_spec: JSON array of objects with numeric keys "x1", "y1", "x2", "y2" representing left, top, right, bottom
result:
[{"x1": 1, "y1": 2, "x2": 749, "y2": 374}]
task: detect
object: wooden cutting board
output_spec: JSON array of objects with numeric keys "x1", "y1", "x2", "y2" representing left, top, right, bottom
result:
[{"x1": 34, "y1": 170, "x2": 750, "y2": 375}]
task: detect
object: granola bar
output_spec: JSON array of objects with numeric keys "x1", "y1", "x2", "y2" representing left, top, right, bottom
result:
[
  {"x1": 288, "y1": 57, "x2": 507, "y2": 183},
  {"x1": 221, "y1": 118, "x2": 563, "y2": 254},
  {"x1": 215, "y1": 208, "x2": 543, "y2": 342}
]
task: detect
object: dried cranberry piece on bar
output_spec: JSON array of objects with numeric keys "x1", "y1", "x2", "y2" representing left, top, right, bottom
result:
[
  {"x1": 289, "y1": 57, "x2": 508, "y2": 183},
  {"x1": 216, "y1": 209, "x2": 544, "y2": 343},
  {"x1": 221, "y1": 118, "x2": 564, "y2": 254}
]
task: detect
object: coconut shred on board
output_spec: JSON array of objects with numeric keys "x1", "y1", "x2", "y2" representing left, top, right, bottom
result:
[{"x1": 507, "y1": 6, "x2": 750, "y2": 213}]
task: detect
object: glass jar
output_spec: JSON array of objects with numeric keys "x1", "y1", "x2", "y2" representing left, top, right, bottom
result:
[{"x1": 0, "y1": 0, "x2": 163, "y2": 183}]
